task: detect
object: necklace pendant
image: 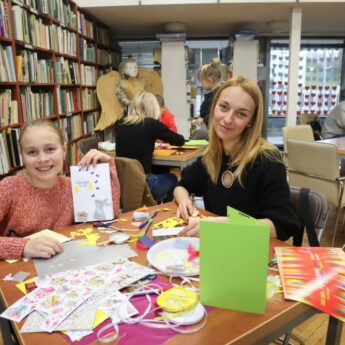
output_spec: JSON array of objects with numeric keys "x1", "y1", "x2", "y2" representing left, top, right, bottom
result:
[{"x1": 221, "y1": 170, "x2": 234, "y2": 189}]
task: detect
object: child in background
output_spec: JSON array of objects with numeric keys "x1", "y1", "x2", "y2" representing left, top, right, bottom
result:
[
  {"x1": 155, "y1": 95, "x2": 177, "y2": 132},
  {"x1": 116, "y1": 91, "x2": 185, "y2": 202},
  {"x1": 0, "y1": 119, "x2": 120, "y2": 260},
  {"x1": 195, "y1": 58, "x2": 222, "y2": 128}
]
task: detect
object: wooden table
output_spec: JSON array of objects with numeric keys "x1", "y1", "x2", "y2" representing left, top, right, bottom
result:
[
  {"x1": 103, "y1": 146, "x2": 206, "y2": 170},
  {"x1": 152, "y1": 146, "x2": 206, "y2": 169},
  {"x1": 0, "y1": 203, "x2": 342, "y2": 345},
  {"x1": 320, "y1": 136, "x2": 345, "y2": 159}
]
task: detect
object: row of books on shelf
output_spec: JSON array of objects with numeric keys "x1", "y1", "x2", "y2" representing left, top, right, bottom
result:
[
  {"x1": 57, "y1": 87, "x2": 80, "y2": 114},
  {"x1": 1, "y1": 42, "x2": 107, "y2": 83},
  {"x1": 82, "y1": 88, "x2": 97, "y2": 109},
  {"x1": 80, "y1": 38, "x2": 95, "y2": 63},
  {"x1": 21, "y1": 87, "x2": 53, "y2": 120},
  {"x1": 55, "y1": 57, "x2": 80, "y2": 84},
  {"x1": 78, "y1": 12, "x2": 93, "y2": 39},
  {"x1": 97, "y1": 48, "x2": 112, "y2": 66},
  {"x1": 12, "y1": 0, "x2": 77, "y2": 30},
  {"x1": 61, "y1": 114, "x2": 82, "y2": 141},
  {"x1": 0, "y1": 128, "x2": 22, "y2": 175},
  {"x1": 0, "y1": 44, "x2": 15, "y2": 81},
  {"x1": 17, "y1": 50, "x2": 53, "y2": 83},
  {"x1": 1, "y1": 89, "x2": 18, "y2": 126},
  {"x1": 0, "y1": 0, "x2": 11, "y2": 39},
  {"x1": 84, "y1": 111, "x2": 99, "y2": 134}
]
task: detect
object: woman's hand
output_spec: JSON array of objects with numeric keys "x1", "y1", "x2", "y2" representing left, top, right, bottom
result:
[
  {"x1": 23, "y1": 237, "x2": 63, "y2": 259},
  {"x1": 176, "y1": 198, "x2": 198, "y2": 222},
  {"x1": 179, "y1": 216, "x2": 201, "y2": 237},
  {"x1": 179, "y1": 216, "x2": 228, "y2": 238},
  {"x1": 78, "y1": 149, "x2": 111, "y2": 168}
]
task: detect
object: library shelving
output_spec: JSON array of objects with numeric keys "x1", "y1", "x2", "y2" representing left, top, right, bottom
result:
[{"x1": 0, "y1": 0, "x2": 115, "y2": 176}]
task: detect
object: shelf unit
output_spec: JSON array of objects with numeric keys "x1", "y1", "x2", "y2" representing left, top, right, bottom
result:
[{"x1": 0, "y1": 0, "x2": 114, "y2": 176}]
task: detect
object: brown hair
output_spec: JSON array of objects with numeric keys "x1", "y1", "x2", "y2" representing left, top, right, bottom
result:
[
  {"x1": 203, "y1": 76, "x2": 281, "y2": 185},
  {"x1": 19, "y1": 119, "x2": 65, "y2": 151},
  {"x1": 198, "y1": 59, "x2": 221, "y2": 83}
]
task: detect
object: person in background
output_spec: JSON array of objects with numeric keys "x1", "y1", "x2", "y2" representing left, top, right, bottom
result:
[
  {"x1": 194, "y1": 58, "x2": 222, "y2": 128},
  {"x1": 116, "y1": 91, "x2": 185, "y2": 202},
  {"x1": 322, "y1": 101, "x2": 345, "y2": 139},
  {"x1": 0, "y1": 119, "x2": 120, "y2": 260},
  {"x1": 174, "y1": 76, "x2": 300, "y2": 241},
  {"x1": 155, "y1": 95, "x2": 177, "y2": 132}
]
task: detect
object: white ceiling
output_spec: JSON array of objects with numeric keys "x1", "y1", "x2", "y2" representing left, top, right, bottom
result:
[{"x1": 75, "y1": 2, "x2": 345, "y2": 40}]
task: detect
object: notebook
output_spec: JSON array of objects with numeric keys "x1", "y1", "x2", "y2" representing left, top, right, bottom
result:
[
  {"x1": 200, "y1": 207, "x2": 270, "y2": 314},
  {"x1": 70, "y1": 163, "x2": 114, "y2": 222}
]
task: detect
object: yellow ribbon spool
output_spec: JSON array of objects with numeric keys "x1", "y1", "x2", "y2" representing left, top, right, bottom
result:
[{"x1": 156, "y1": 287, "x2": 198, "y2": 313}]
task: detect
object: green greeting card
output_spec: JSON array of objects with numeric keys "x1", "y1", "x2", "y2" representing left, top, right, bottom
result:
[{"x1": 200, "y1": 207, "x2": 269, "y2": 314}]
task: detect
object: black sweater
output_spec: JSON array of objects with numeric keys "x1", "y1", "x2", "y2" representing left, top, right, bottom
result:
[
  {"x1": 115, "y1": 118, "x2": 185, "y2": 174},
  {"x1": 178, "y1": 153, "x2": 300, "y2": 241}
]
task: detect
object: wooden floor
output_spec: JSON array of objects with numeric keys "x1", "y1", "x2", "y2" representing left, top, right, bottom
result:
[{"x1": 1, "y1": 207, "x2": 344, "y2": 345}]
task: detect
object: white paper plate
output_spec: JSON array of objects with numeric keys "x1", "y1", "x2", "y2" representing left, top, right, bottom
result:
[{"x1": 147, "y1": 237, "x2": 199, "y2": 276}]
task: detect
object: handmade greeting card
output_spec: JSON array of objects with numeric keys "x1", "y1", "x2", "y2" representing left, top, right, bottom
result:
[
  {"x1": 70, "y1": 163, "x2": 113, "y2": 222},
  {"x1": 200, "y1": 207, "x2": 270, "y2": 314}
]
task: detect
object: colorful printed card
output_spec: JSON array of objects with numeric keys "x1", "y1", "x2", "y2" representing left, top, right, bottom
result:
[
  {"x1": 200, "y1": 206, "x2": 270, "y2": 314},
  {"x1": 275, "y1": 247, "x2": 345, "y2": 322},
  {"x1": 70, "y1": 163, "x2": 113, "y2": 222}
]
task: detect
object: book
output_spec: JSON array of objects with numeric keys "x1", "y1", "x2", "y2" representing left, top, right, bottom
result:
[
  {"x1": 70, "y1": 162, "x2": 114, "y2": 222},
  {"x1": 275, "y1": 246, "x2": 345, "y2": 322}
]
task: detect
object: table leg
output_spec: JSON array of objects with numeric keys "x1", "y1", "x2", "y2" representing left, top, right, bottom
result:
[{"x1": 326, "y1": 316, "x2": 343, "y2": 345}]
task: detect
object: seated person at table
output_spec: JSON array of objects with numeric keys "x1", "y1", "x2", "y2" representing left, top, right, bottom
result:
[
  {"x1": 155, "y1": 95, "x2": 177, "y2": 132},
  {"x1": 322, "y1": 101, "x2": 345, "y2": 139},
  {"x1": 0, "y1": 119, "x2": 120, "y2": 260},
  {"x1": 115, "y1": 91, "x2": 185, "y2": 202},
  {"x1": 174, "y1": 76, "x2": 300, "y2": 241}
]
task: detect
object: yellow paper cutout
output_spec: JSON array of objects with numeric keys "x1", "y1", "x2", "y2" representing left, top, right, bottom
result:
[
  {"x1": 152, "y1": 217, "x2": 186, "y2": 229},
  {"x1": 74, "y1": 185, "x2": 79, "y2": 193},
  {"x1": 70, "y1": 228, "x2": 93, "y2": 238},
  {"x1": 80, "y1": 233, "x2": 100, "y2": 245},
  {"x1": 16, "y1": 278, "x2": 35, "y2": 294},
  {"x1": 93, "y1": 309, "x2": 109, "y2": 328},
  {"x1": 118, "y1": 218, "x2": 127, "y2": 221},
  {"x1": 88, "y1": 182, "x2": 94, "y2": 190}
]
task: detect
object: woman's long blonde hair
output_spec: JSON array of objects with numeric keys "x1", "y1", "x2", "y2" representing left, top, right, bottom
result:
[
  {"x1": 122, "y1": 90, "x2": 161, "y2": 125},
  {"x1": 203, "y1": 76, "x2": 282, "y2": 185}
]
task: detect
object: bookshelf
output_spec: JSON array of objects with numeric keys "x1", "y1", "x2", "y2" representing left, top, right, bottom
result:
[{"x1": 0, "y1": 0, "x2": 115, "y2": 176}]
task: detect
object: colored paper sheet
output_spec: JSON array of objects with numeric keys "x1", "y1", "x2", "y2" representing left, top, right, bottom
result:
[
  {"x1": 200, "y1": 207, "x2": 269, "y2": 314},
  {"x1": 275, "y1": 246, "x2": 345, "y2": 322},
  {"x1": 185, "y1": 140, "x2": 208, "y2": 146}
]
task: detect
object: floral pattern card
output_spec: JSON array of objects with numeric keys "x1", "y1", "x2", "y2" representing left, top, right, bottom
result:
[{"x1": 70, "y1": 163, "x2": 114, "y2": 222}]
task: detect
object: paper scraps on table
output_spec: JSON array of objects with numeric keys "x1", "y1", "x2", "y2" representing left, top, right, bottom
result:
[{"x1": 152, "y1": 217, "x2": 186, "y2": 229}]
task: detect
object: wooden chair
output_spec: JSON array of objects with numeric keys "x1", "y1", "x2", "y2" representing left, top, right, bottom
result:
[
  {"x1": 286, "y1": 138, "x2": 345, "y2": 246},
  {"x1": 114, "y1": 156, "x2": 156, "y2": 212},
  {"x1": 77, "y1": 136, "x2": 101, "y2": 156}
]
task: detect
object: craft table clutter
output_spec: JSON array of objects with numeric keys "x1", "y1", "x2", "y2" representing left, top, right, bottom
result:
[{"x1": 0, "y1": 203, "x2": 343, "y2": 345}]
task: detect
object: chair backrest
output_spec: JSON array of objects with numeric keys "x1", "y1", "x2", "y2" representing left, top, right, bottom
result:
[
  {"x1": 287, "y1": 138, "x2": 342, "y2": 206},
  {"x1": 77, "y1": 136, "x2": 101, "y2": 156},
  {"x1": 114, "y1": 156, "x2": 156, "y2": 212},
  {"x1": 289, "y1": 186, "x2": 329, "y2": 245},
  {"x1": 282, "y1": 125, "x2": 314, "y2": 153}
]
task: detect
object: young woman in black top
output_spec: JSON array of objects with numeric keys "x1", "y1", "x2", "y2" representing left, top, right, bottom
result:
[
  {"x1": 116, "y1": 91, "x2": 185, "y2": 202},
  {"x1": 174, "y1": 76, "x2": 300, "y2": 241}
]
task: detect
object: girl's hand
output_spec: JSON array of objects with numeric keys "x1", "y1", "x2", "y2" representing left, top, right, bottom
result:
[
  {"x1": 176, "y1": 198, "x2": 198, "y2": 222},
  {"x1": 23, "y1": 237, "x2": 63, "y2": 258},
  {"x1": 78, "y1": 149, "x2": 110, "y2": 168}
]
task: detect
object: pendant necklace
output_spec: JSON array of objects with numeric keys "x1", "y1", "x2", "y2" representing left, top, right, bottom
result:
[{"x1": 221, "y1": 170, "x2": 234, "y2": 189}]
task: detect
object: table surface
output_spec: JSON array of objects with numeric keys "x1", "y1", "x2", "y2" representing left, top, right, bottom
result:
[
  {"x1": 320, "y1": 136, "x2": 345, "y2": 155},
  {"x1": 0, "y1": 203, "x2": 320, "y2": 345}
]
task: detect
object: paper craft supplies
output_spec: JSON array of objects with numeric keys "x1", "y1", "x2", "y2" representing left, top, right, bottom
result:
[
  {"x1": 275, "y1": 246, "x2": 345, "y2": 322},
  {"x1": 200, "y1": 207, "x2": 269, "y2": 314},
  {"x1": 152, "y1": 227, "x2": 184, "y2": 240},
  {"x1": 152, "y1": 217, "x2": 186, "y2": 229},
  {"x1": 70, "y1": 163, "x2": 114, "y2": 222}
]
